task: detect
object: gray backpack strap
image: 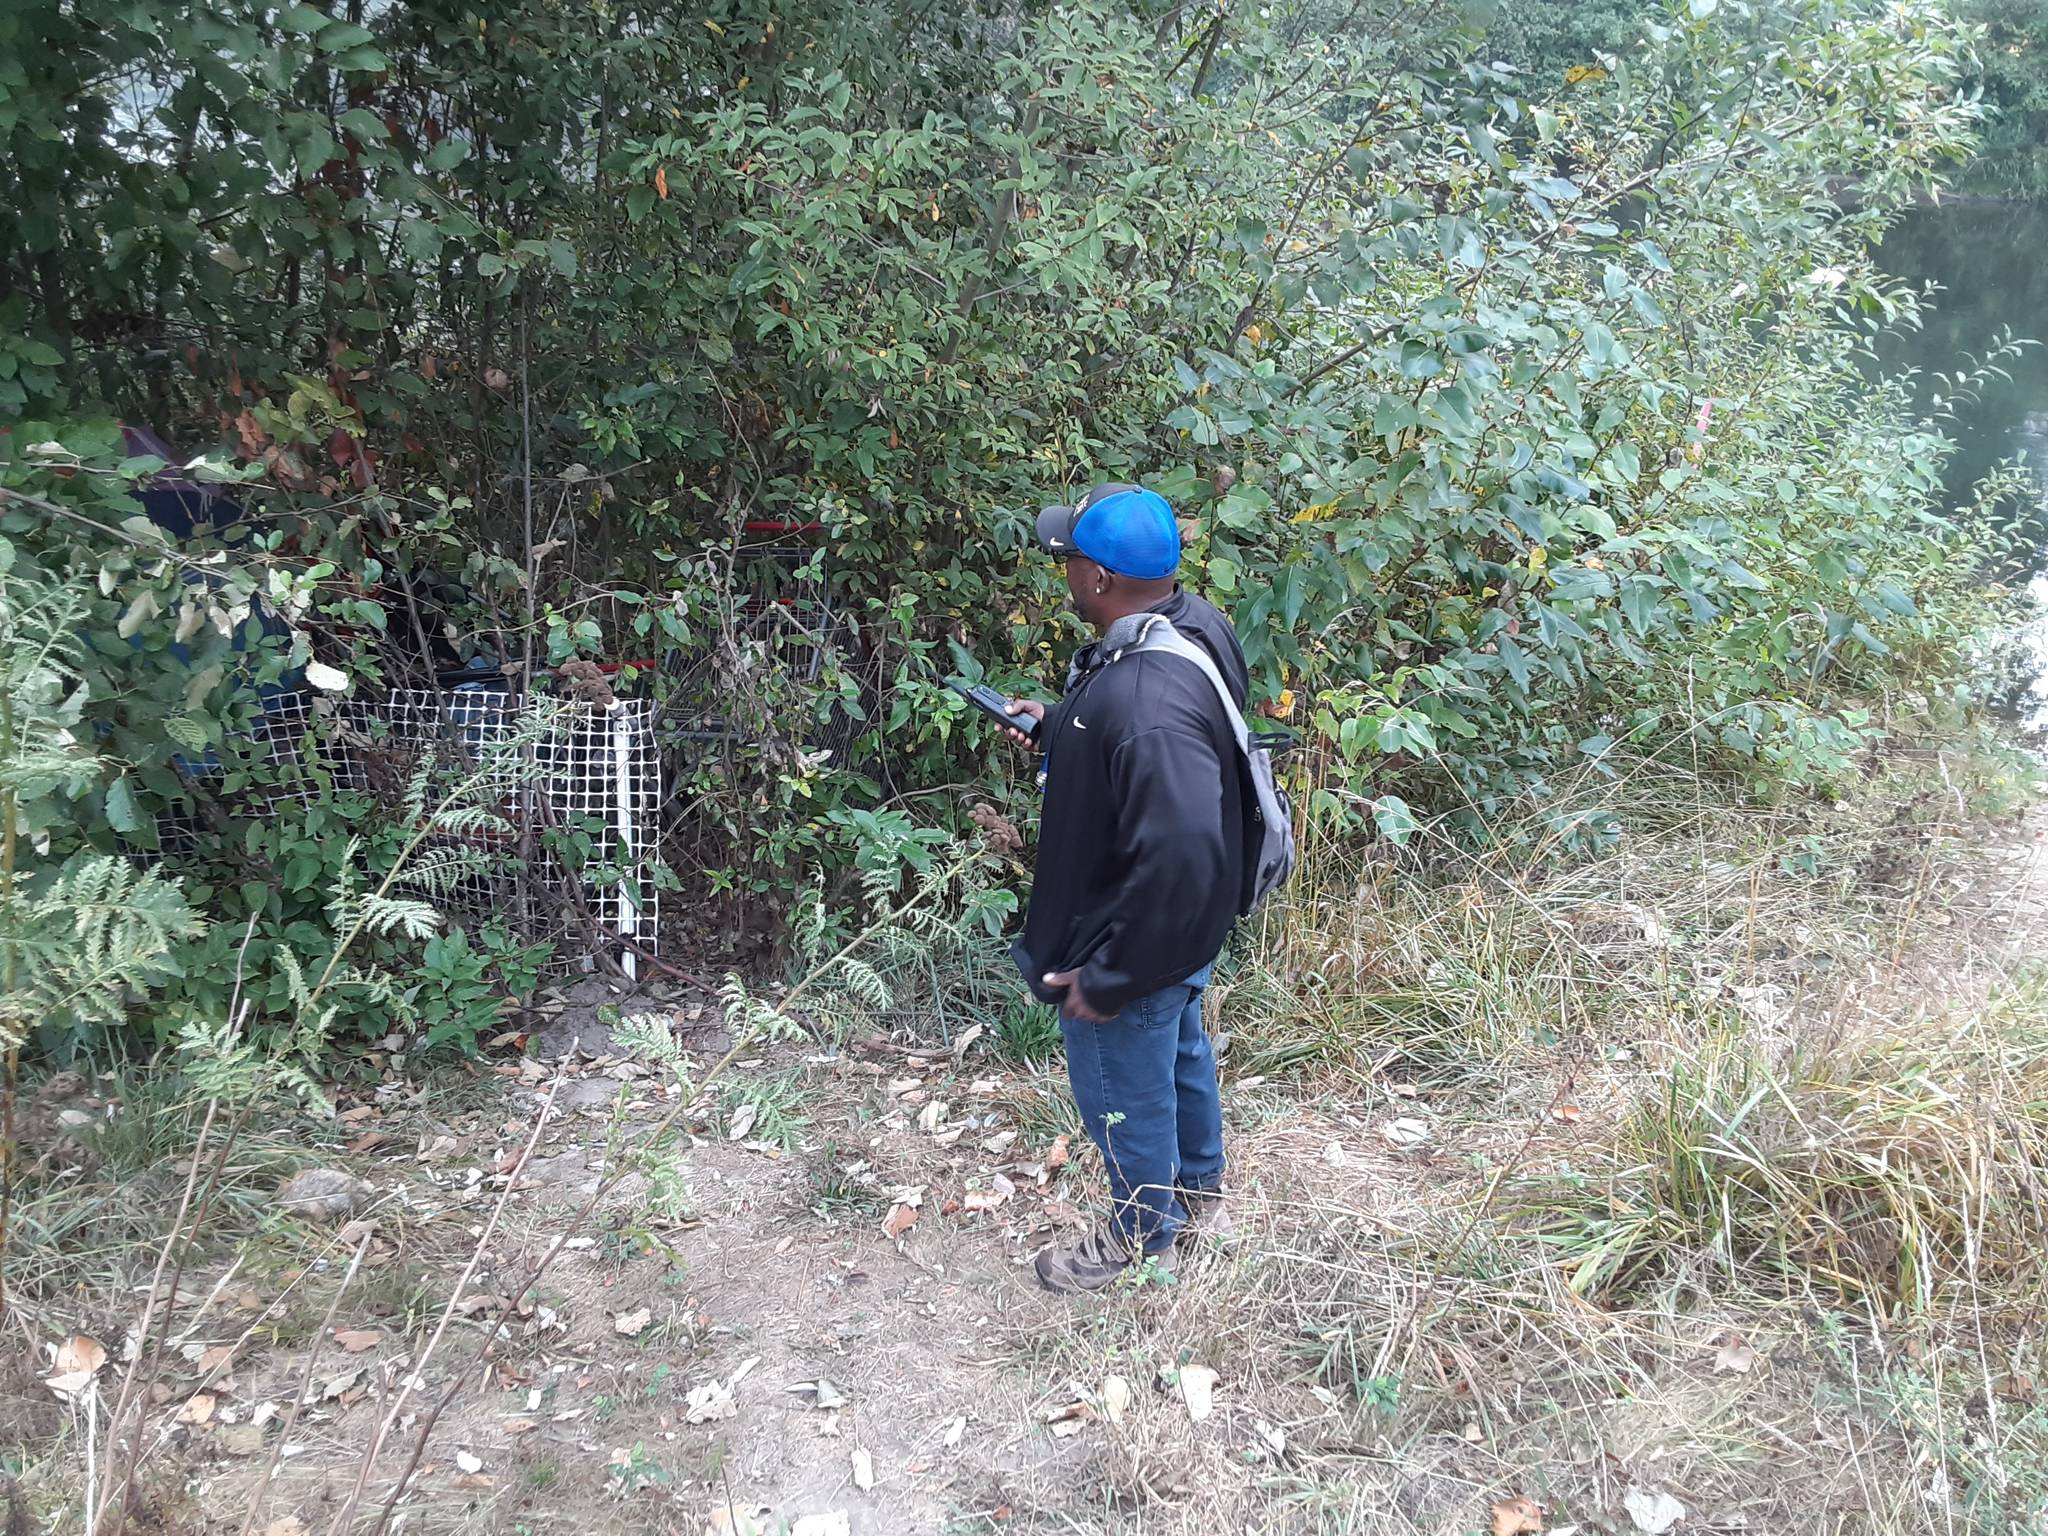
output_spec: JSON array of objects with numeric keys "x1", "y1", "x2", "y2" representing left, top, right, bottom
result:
[
  {"x1": 1118, "y1": 615, "x2": 1298, "y2": 915},
  {"x1": 1123, "y1": 616, "x2": 1249, "y2": 753}
]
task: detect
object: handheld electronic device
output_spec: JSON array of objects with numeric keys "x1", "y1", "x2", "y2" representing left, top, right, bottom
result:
[{"x1": 947, "y1": 680, "x2": 1040, "y2": 741}]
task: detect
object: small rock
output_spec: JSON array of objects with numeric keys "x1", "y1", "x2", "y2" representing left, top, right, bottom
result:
[
  {"x1": 217, "y1": 1424, "x2": 266, "y2": 1456},
  {"x1": 270, "y1": 1168, "x2": 370, "y2": 1220},
  {"x1": 557, "y1": 1076, "x2": 624, "y2": 1111}
]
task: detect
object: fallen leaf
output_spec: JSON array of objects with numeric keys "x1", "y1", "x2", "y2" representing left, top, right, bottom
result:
[
  {"x1": 1624, "y1": 1488, "x2": 1687, "y2": 1534},
  {"x1": 790, "y1": 1377, "x2": 847, "y2": 1411},
  {"x1": 1381, "y1": 1116, "x2": 1430, "y2": 1148},
  {"x1": 305, "y1": 660, "x2": 349, "y2": 694},
  {"x1": 55, "y1": 1334, "x2": 108, "y2": 1379},
  {"x1": 1178, "y1": 1364, "x2": 1219, "y2": 1422},
  {"x1": 685, "y1": 1378, "x2": 737, "y2": 1423},
  {"x1": 1101, "y1": 1374, "x2": 1131, "y2": 1426},
  {"x1": 1713, "y1": 1333, "x2": 1757, "y2": 1375},
  {"x1": 883, "y1": 1203, "x2": 920, "y2": 1238},
  {"x1": 1048, "y1": 1409, "x2": 1097, "y2": 1441},
  {"x1": 962, "y1": 1189, "x2": 1008, "y2": 1214},
  {"x1": 334, "y1": 1329, "x2": 383, "y2": 1353},
  {"x1": 1045, "y1": 1135, "x2": 1071, "y2": 1172},
  {"x1": 727, "y1": 1102, "x2": 759, "y2": 1142},
  {"x1": 706, "y1": 1506, "x2": 772, "y2": 1536},
  {"x1": 852, "y1": 1447, "x2": 874, "y2": 1491},
  {"x1": 1043, "y1": 1399, "x2": 1096, "y2": 1436},
  {"x1": 1552, "y1": 1103, "x2": 1583, "y2": 1123},
  {"x1": 345, "y1": 1131, "x2": 387, "y2": 1155},
  {"x1": 1491, "y1": 1495, "x2": 1543, "y2": 1536},
  {"x1": 484, "y1": 367, "x2": 511, "y2": 390},
  {"x1": 455, "y1": 1450, "x2": 483, "y2": 1474},
  {"x1": 335, "y1": 1218, "x2": 380, "y2": 1246},
  {"x1": 321, "y1": 1368, "x2": 364, "y2": 1400},
  {"x1": 916, "y1": 1100, "x2": 948, "y2": 1135},
  {"x1": 790, "y1": 1517, "x2": 849, "y2": 1536},
  {"x1": 1387, "y1": 1081, "x2": 1421, "y2": 1098},
  {"x1": 942, "y1": 1416, "x2": 965, "y2": 1447},
  {"x1": 1322, "y1": 1142, "x2": 1349, "y2": 1168},
  {"x1": 177, "y1": 1393, "x2": 218, "y2": 1425},
  {"x1": 262, "y1": 1519, "x2": 309, "y2": 1536},
  {"x1": 613, "y1": 1307, "x2": 652, "y2": 1338}
]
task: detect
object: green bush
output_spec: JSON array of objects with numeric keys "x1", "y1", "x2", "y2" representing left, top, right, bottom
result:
[{"x1": 0, "y1": 0, "x2": 2035, "y2": 1055}]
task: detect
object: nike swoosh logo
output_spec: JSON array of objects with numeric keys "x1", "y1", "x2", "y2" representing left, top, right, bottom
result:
[{"x1": 1072, "y1": 718, "x2": 1087, "y2": 730}]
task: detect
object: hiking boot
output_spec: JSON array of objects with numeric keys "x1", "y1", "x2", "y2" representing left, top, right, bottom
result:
[
  {"x1": 1175, "y1": 1183, "x2": 1236, "y2": 1249},
  {"x1": 1034, "y1": 1224, "x2": 1157, "y2": 1294}
]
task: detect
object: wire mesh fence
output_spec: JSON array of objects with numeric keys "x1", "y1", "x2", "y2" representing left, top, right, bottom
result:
[{"x1": 158, "y1": 689, "x2": 661, "y2": 976}]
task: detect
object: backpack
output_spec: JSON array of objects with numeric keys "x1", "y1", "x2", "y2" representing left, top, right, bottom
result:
[{"x1": 1121, "y1": 616, "x2": 1298, "y2": 915}]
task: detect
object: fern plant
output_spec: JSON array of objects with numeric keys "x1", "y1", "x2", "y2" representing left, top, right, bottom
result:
[
  {"x1": 612, "y1": 840, "x2": 1017, "y2": 1117},
  {"x1": 0, "y1": 567, "x2": 203, "y2": 1055}
]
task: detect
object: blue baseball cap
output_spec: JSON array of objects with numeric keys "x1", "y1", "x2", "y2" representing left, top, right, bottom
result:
[{"x1": 1034, "y1": 482, "x2": 1181, "y2": 579}]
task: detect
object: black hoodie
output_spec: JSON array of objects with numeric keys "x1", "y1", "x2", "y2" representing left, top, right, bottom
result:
[{"x1": 1010, "y1": 588, "x2": 1249, "y2": 1015}]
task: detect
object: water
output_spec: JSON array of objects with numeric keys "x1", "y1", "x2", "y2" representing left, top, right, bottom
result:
[{"x1": 1875, "y1": 202, "x2": 2048, "y2": 731}]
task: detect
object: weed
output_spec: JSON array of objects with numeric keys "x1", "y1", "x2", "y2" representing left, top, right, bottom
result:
[
  {"x1": 1121, "y1": 1252, "x2": 1179, "y2": 1291},
  {"x1": 604, "y1": 1442, "x2": 671, "y2": 1492},
  {"x1": 718, "y1": 1071, "x2": 811, "y2": 1151},
  {"x1": 808, "y1": 1140, "x2": 883, "y2": 1217},
  {"x1": 1527, "y1": 969, "x2": 2048, "y2": 1307},
  {"x1": 990, "y1": 998, "x2": 1062, "y2": 1065}
]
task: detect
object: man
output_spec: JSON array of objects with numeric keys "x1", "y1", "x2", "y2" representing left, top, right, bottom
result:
[{"x1": 1002, "y1": 482, "x2": 1249, "y2": 1294}]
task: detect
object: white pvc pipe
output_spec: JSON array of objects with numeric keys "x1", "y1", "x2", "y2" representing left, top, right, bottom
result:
[{"x1": 610, "y1": 701, "x2": 638, "y2": 982}]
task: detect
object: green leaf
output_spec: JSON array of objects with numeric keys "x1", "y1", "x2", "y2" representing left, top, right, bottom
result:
[
  {"x1": 1497, "y1": 633, "x2": 1530, "y2": 688},
  {"x1": 338, "y1": 108, "x2": 388, "y2": 143},
  {"x1": 426, "y1": 137, "x2": 472, "y2": 172},
  {"x1": 1620, "y1": 578, "x2": 1660, "y2": 636},
  {"x1": 402, "y1": 218, "x2": 445, "y2": 264},
  {"x1": 106, "y1": 776, "x2": 142, "y2": 835},
  {"x1": 1372, "y1": 795, "x2": 1420, "y2": 845}
]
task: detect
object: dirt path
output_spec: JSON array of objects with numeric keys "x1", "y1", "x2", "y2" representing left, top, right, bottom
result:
[{"x1": 179, "y1": 1031, "x2": 1425, "y2": 1536}]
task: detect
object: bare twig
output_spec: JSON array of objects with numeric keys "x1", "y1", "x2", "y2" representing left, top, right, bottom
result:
[
  {"x1": 236, "y1": 1228, "x2": 374, "y2": 1536},
  {"x1": 331, "y1": 1076, "x2": 563, "y2": 1536}
]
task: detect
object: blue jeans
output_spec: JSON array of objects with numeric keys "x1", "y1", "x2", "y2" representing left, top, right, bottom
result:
[{"x1": 1059, "y1": 965, "x2": 1225, "y2": 1253}]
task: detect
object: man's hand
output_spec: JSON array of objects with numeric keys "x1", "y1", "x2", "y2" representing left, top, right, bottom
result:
[
  {"x1": 1043, "y1": 969, "x2": 1112, "y2": 1024},
  {"x1": 1003, "y1": 697, "x2": 1046, "y2": 749}
]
